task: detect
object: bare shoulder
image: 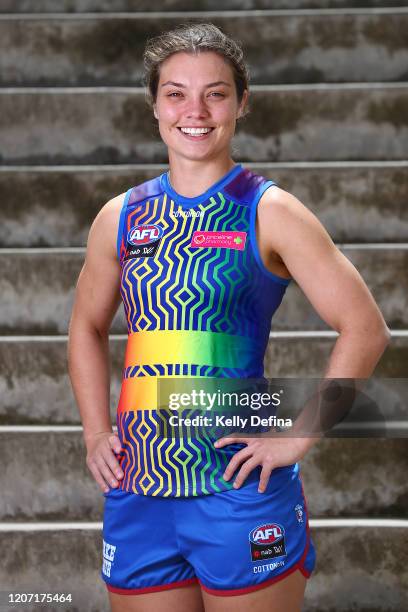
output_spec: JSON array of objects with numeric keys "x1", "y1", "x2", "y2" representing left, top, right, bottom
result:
[
  {"x1": 94, "y1": 191, "x2": 127, "y2": 223},
  {"x1": 86, "y1": 191, "x2": 127, "y2": 260},
  {"x1": 257, "y1": 184, "x2": 335, "y2": 255},
  {"x1": 259, "y1": 184, "x2": 325, "y2": 231},
  {"x1": 73, "y1": 191, "x2": 127, "y2": 335}
]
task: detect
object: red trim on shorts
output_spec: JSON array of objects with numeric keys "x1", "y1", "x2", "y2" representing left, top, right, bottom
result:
[
  {"x1": 298, "y1": 473, "x2": 313, "y2": 578},
  {"x1": 106, "y1": 576, "x2": 199, "y2": 595},
  {"x1": 198, "y1": 559, "x2": 306, "y2": 597}
]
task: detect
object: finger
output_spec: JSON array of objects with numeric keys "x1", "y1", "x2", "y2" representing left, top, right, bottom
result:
[
  {"x1": 103, "y1": 441, "x2": 124, "y2": 481},
  {"x1": 214, "y1": 437, "x2": 234, "y2": 448},
  {"x1": 108, "y1": 433, "x2": 123, "y2": 456},
  {"x1": 107, "y1": 435, "x2": 124, "y2": 472},
  {"x1": 258, "y1": 464, "x2": 274, "y2": 493},
  {"x1": 223, "y1": 447, "x2": 253, "y2": 481},
  {"x1": 214, "y1": 435, "x2": 248, "y2": 448},
  {"x1": 233, "y1": 458, "x2": 259, "y2": 489},
  {"x1": 86, "y1": 458, "x2": 111, "y2": 493},
  {"x1": 95, "y1": 454, "x2": 121, "y2": 489}
]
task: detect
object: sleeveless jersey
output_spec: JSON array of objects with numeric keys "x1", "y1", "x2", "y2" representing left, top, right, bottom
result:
[{"x1": 115, "y1": 163, "x2": 294, "y2": 497}]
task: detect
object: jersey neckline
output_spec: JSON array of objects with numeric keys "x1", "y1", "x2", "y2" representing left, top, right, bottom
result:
[{"x1": 160, "y1": 163, "x2": 243, "y2": 208}]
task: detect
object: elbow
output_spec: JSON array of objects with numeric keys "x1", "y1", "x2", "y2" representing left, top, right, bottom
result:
[
  {"x1": 367, "y1": 324, "x2": 392, "y2": 349},
  {"x1": 67, "y1": 312, "x2": 109, "y2": 348},
  {"x1": 374, "y1": 319, "x2": 392, "y2": 346},
  {"x1": 339, "y1": 320, "x2": 391, "y2": 346},
  {"x1": 382, "y1": 326, "x2": 392, "y2": 346},
  {"x1": 367, "y1": 323, "x2": 392, "y2": 347}
]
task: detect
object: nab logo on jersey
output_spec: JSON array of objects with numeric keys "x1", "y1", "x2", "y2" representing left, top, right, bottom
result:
[
  {"x1": 249, "y1": 523, "x2": 287, "y2": 562},
  {"x1": 125, "y1": 224, "x2": 163, "y2": 260}
]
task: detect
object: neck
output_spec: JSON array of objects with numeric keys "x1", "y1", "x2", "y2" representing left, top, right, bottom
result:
[{"x1": 167, "y1": 158, "x2": 237, "y2": 199}]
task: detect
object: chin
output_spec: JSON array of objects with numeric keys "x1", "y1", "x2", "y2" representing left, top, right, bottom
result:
[{"x1": 172, "y1": 148, "x2": 216, "y2": 161}]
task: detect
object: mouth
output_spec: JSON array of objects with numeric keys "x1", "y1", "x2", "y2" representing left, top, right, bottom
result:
[{"x1": 177, "y1": 127, "x2": 215, "y2": 140}]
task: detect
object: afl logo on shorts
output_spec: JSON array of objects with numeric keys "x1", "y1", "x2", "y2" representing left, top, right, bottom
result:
[
  {"x1": 125, "y1": 224, "x2": 163, "y2": 261},
  {"x1": 249, "y1": 523, "x2": 287, "y2": 562}
]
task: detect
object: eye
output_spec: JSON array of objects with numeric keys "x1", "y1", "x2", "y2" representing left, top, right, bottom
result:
[
  {"x1": 209, "y1": 92, "x2": 225, "y2": 97},
  {"x1": 167, "y1": 92, "x2": 182, "y2": 97}
]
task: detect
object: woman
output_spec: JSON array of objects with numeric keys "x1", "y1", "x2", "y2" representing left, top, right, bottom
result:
[{"x1": 68, "y1": 22, "x2": 390, "y2": 612}]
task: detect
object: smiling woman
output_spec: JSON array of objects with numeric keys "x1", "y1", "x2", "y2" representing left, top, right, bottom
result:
[
  {"x1": 94, "y1": 24, "x2": 316, "y2": 611},
  {"x1": 67, "y1": 19, "x2": 390, "y2": 612}
]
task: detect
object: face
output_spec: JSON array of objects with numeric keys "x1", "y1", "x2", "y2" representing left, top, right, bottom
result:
[{"x1": 153, "y1": 51, "x2": 248, "y2": 163}]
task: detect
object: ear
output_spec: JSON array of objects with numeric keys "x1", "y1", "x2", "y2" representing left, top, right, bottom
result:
[
  {"x1": 237, "y1": 89, "x2": 249, "y2": 119},
  {"x1": 153, "y1": 105, "x2": 158, "y2": 120}
]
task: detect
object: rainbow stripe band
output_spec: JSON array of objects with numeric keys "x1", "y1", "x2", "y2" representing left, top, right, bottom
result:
[
  {"x1": 123, "y1": 329, "x2": 260, "y2": 369},
  {"x1": 117, "y1": 329, "x2": 262, "y2": 412},
  {"x1": 117, "y1": 376, "x2": 160, "y2": 412}
]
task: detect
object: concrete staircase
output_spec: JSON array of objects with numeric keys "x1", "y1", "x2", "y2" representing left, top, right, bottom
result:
[{"x1": 0, "y1": 2, "x2": 407, "y2": 611}]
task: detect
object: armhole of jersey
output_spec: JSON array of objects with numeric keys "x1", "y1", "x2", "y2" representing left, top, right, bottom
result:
[
  {"x1": 249, "y1": 180, "x2": 292, "y2": 286},
  {"x1": 116, "y1": 188, "x2": 132, "y2": 262}
]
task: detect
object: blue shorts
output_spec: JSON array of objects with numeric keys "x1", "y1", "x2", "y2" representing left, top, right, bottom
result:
[{"x1": 100, "y1": 464, "x2": 316, "y2": 596}]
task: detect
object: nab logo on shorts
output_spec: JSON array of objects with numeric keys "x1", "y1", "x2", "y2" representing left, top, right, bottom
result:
[
  {"x1": 249, "y1": 523, "x2": 287, "y2": 562},
  {"x1": 125, "y1": 224, "x2": 164, "y2": 261}
]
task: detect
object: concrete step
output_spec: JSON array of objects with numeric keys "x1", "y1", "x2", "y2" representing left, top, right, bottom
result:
[
  {"x1": 0, "y1": 432, "x2": 406, "y2": 521},
  {"x1": 0, "y1": 247, "x2": 406, "y2": 335},
  {"x1": 1, "y1": 163, "x2": 407, "y2": 247},
  {"x1": 2, "y1": 10, "x2": 408, "y2": 86},
  {"x1": 0, "y1": 523, "x2": 407, "y2": 611},
  {"x1": 1, "y1": 85, "x2": 408, "y2": 165},
  {"x1": 2, "y1": 0, "x2": 408, "y2": 11},
  {"x1": 306, "y1": 522, "x2": 408, "y2": 611},
  {"x1": 0, "y1": 334, "x2": 406, "y2": 425}
]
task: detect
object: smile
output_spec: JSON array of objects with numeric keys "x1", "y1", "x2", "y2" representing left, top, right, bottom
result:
[{"x1": 177, "y1": 127, "x2": 215, "y2": 139}]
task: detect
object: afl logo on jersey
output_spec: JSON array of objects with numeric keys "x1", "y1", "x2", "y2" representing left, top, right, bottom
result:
[
  {"x1": 125, "y1": 224, "x2": 164, "y2": 261},
  {"x1": 127, "y1": 224, "x2": 163, "y2": 246},
  {"x1": 249, "y1": 523, "x2": 287, "y2": 562}
]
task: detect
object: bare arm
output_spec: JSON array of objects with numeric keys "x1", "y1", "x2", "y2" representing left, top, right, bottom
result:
[
  {"x1": 67, "y1": 192, "x2": 125, "y2": 492},
  {"x1": 258, "y1": 185, "x2": 391, "y2": 445},
  {"x1": 258, "y1": 185, "x2": 391, "y2": 376}
]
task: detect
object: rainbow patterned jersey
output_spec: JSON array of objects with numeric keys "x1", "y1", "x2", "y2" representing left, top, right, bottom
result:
[{"x1": 115, "y1": 163, "x2": 294, "y2": 497}]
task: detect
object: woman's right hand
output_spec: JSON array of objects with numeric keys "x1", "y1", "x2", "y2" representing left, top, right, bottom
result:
[{"x1": 85, "y1": 431, "x2": 124, "y2": 493}]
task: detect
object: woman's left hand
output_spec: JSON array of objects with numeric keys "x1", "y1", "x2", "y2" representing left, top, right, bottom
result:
[{"x1": 214, "y1": 434, "x2": 307, "y2": 493}]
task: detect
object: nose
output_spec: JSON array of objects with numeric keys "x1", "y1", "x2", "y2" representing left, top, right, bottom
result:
[{"x1": 185, "y1": 95, "x2": 210, "y2": 119}]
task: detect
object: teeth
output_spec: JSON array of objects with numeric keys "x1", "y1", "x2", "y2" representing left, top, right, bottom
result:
[{"x1": 180, "y1": 127, "x2": 212, "y2": 135}]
